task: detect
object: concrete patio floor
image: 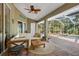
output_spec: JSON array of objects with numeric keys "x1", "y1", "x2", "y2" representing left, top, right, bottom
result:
[
  {"x1": 47, "y1": 36, "x2": 79, "y2": 56},
  {"x1": 29, "y1": 36, "x2": 79, "y2": 56}
]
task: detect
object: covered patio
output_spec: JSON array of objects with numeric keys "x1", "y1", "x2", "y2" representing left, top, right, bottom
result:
[{"x1": 0, "y1": 3, "x2": 79, "y2": 56}]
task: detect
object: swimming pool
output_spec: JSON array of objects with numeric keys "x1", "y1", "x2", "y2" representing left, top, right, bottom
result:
[{"x1": 62, "y1": 35, "x2": 79, "y2": 40}]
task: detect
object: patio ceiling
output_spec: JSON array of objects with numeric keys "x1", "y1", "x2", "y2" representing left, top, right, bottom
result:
[
  {"x1": 38, "y1": 3, "x2": 78, "y2": 22},
  {"x1": 48, "y1": 5, "x2": 79, "y2": 25},
  {"x1": 14, "y1": 3, "x2": 64, "y2": 21}
]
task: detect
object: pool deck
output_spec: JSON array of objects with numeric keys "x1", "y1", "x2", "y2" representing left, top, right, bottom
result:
[
  {"x1": 49, "y1": 34, "x2": 79, "y2": 44},
  {"x1": 48, "y1": 35, "x2": 79, "y2": 56}
]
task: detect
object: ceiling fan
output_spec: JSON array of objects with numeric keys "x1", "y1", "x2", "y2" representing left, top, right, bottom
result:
[{"x1": 24, "y1": 5, "x2": 41, "y2": 14}]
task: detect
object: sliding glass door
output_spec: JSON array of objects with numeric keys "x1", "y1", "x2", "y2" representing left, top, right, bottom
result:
[{"x1": 0, "y1": 3, "x2": 3, "y2": 53}]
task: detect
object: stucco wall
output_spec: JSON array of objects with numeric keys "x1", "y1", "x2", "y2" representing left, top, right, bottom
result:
[{"x1": 7, "y1": 4, "x2": 33, "y2": 36}]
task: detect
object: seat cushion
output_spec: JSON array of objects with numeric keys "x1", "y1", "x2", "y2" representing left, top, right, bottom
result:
[
  {"x1": 10, "y1": 45, "x2": 24, "y2": 52},
  {"x1": 31, "y1": 40, "x2": 38, "y2": 46},
  {"x1": 31, "y1": 40, "x2": 45, "y2": 46}
]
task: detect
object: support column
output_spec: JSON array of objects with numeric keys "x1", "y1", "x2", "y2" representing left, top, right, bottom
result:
[
  {"x1": 44, "y1": 19, "x2": 48, "y2": 41},
  {"x1": 27, "y1": 19, "x2": 31, "y2": 33},
  {"x1": 2, "y1": 3, "x2": 5, "y2": 51},
  {"x1": 35, "y1": 22, "x2": 38, "y2": 33}
]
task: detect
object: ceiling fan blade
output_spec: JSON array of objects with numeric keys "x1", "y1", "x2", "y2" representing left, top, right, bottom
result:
[
  {"x1": 34, "y1": 9, "x2": 41, "y2": 11},
  {"x1": 30, "y1": 5, "x2": 34, "y2": 8},
  {"x1": 39, "y1": 9, "x2": 41, "y2": 11}
]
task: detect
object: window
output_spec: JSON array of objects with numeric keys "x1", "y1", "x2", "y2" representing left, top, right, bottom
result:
[
  {"x1": 18, "y1": 21, "x2": 23, "y2": 33},
  {"x1": 24, "y1": 23, "x2": 27, "y2": 32}
]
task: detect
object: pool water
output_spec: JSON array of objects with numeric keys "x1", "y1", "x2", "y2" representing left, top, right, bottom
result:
[{"x1": 62, "y1": 35, "x2": 79, "y2": 40}]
